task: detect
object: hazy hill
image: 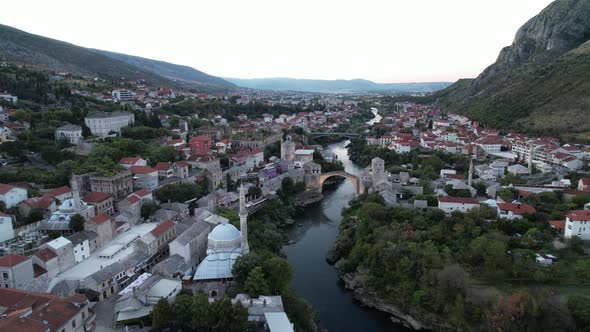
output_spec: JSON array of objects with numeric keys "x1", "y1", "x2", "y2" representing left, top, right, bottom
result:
[
  {"x1": 432, "y1": 0, "x2": 590, "y2": 137},
  {"x1": 225, "y1": 77, "x2": 451, "y2": 93},
  {"x1": 96, "y1": 50, "x2": 235, "y2": 88},
  {"x1": 0, "y1": 24, "x2": 232, "y2": 91}
]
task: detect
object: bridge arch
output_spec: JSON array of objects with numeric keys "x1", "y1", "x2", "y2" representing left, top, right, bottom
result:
[{"x1": 319, "y1": 171, "x2": 364, "y2": 195}]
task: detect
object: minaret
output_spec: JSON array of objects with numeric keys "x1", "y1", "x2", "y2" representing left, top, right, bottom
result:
[
  {"x1": 70, "y1": 176, "x2": 81, "y2": 212},
  {"x1": 528, "y1": 143, "x2": 535, "y2": 173},
  {"x1": 239, "y1": 184, "x2": 250, "y2": 255}
]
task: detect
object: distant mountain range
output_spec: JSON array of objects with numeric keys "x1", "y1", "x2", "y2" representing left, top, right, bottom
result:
[
  {"x1": 225, "y1": 77, "x2": 452, "y2": 93},
  {"x1": 428, "y1": 0, "x2": 590, "y2": 138},
  {"x1": 0, "y1": 24, "x2": 234, "y2": 91}
]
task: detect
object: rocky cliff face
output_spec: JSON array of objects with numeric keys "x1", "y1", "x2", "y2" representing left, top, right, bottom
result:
[
  {"x1": 432, "y1": 0, "x2": 590, "y2": 135},
  {"x1": 477, "y1": 0, "x2": 590, "y2": 83}
]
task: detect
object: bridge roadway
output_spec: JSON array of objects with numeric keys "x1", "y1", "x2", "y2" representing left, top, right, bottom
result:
[{"x1": 309, "y1": 132, "x2": 360, "y2": 138}]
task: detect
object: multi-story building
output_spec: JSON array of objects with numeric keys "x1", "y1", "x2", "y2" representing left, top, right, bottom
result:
[
  {"x1": 129, "y1": 166, "x2": 159, "y2": 190},
  {"x1": 565, "y1": 210, "x2": 590, "y2": 240},
  {"x1": 496, "y1": 203, "x2": 536, "y2": 220},
  {"x1": 84, "y1": 112, "x2": 135, "y2": 137},
  {"x1": 83, "y1": 191, "x2": 115, "y2": 215},
  {"x1": 438, "y1": 196, "x2": 480, "y2": 215},
  {"x1": 0, "y1": 184, "x2": 28, "y2": 208},
  {"x1": 112, "y1": 89, "x2": 136, "y2": 101},
  {"x1": 74, "y1": 171, "x2": 133, "y2": 200},
  {"x1": 55, "y1": 124, "x2": 83, "y2": 145},
  {"x1": 0, "y1": 254, "x2": 34, "y2": 289},
  {"x1": 0, "y1": 212, "x2": 14, "y2": 243},
  {"x1": 0, "y1": 288, "x2": 95, "y2": 332}
]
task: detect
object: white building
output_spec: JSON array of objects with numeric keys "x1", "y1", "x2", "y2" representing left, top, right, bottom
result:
[
  {"x1": 112, "y1": 89, "x2": 136, "y2": 101},
  {"x1": 55, "y1": 124, "x2": 83, "y2": 145},
  {"x1": 84, "y1": 112, "x2": 135, "y2": 137},
  {"x1": 438, "y1": 196, "x2": 480, "y2": 215},
  {"x1": 0, "y1": 93, "x2": 17, "y2": 103},
  {"x1": 0, "y1": 212, "x2": 14, "y2": 243},
  {"x1": 0, "y1": 184, "x2": 28, "y2": 208},
  {"x1": 496, "y1": 202, "x2": 536, "y2": 220},
  {"x1": 565, "y1": 210, "x2": 590, "y2": 240}
]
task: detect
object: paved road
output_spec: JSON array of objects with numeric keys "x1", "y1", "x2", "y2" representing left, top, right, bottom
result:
[{"x1": 93, "y1": 295, "x2": 119, "y2": 331}]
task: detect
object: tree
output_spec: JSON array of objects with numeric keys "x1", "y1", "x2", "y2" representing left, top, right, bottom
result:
[
  {"x1": 0, "y1": 201, "x2": 5, "y2": 213},
  {"x1": 264, "y1": 256, "x2": 293, "y2": 294},
  {"x1": 244, "y1": 266, "x2": 270, "y2": 297},
  {"x1": 211, "y1": 297, "x2": 248, "y2": 332},
  {"x1": 68, "y1": 214, "x2": 85, "y2": 232},
  {"x1": 151, "y1": 298, "x2": 173, "y2": 328},
  {"x1": 575, "y1": 259, "x2": 590, "y2": 281},
  {"x1": 171, "y1": 294, "x2": 193, "y2": 330},
  {"x1": 248, "y1": 186, "x2": 262, "y2": 198},
  {"x1": 451, "y1": 294, "x2": 466, "y2": 329},
  {"x1": 140, "y1": 201, "x2": 159, "y2": 219},
  {"x1": 81, "y1": 123, "x2": 92, "y2": 138},
  {"x1": 191, "y1": 292, "x2": 213, "y2": 330},
  {"x1": 232, "y1": 253, "x2": 264, "y2": 286},
  {"x1": 28, "y1": 209, "x2": 44, "y2": 224},
  {"x1": 568, "y1": 295, "x2": 590, "y2": 328},
  {"x1": 156, "y1": 183, "x2": 206, "y2": 203}
]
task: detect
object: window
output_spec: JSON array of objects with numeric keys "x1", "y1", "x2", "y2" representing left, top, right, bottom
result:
[
  {"x1": 72, "y1": 319, "x2": 76, "y2": 328},
  {"x1": 2, "y1": 272, "x2": 7, "y2": 279},
  {"x1": 82, "y1": 311, "x2": 86, "y2": 320}
]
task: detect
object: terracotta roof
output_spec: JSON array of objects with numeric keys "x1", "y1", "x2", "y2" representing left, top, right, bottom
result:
[
  {"x1": 548, "y1": 220, "x2": 565, "y2": 230},
  {"x1": 127, "y1": 195, "x2": 140, "y2": 204},
  {"x1": 566, "y1": 210, "x2": 590, "y2": 221},
  {"x1": 0, "y1": 254, "x2": 29, "y2": 267},
  {"x1": 151, "y1": 219, "x2": 175, "y2": 237},
  {"x1": 34, "y1": 248, "x2": 57, "y2": 262},
  {"x1": 83, "y1": 191, "x2": 110, "y2": 203},
  {"x1": 438, "y1": 196, "x2": 480, "y2": 204},
  {"x1": 119, "y1": 156, "x2": 143, "y2": 165},
  {"x1": 174, "y1": 161, "x2": 187, "y2": 168},
  {"x1": 91, "y1": 212, "x2": 111, "y2": 225},
  {"x1": 497, "y1": 203, "x2": 536, "y2": 215},
  {"x1": 154, "y1": 162, "x2": 173, "y2": 171},
  {"x1": 580, "y1": 178, "x2": 590, "y2": 186},
  {"x1": 133, "y1": 188, "x2": 151, "y2": 197},
  {"x1": 22, "y1": 195, "x2": 54, "y2": 209},
  {"x1": 129, "y1": 165, "x2": 157, "y2": 175},
  {"x1": 0, "y1": 184, "x2": 16, "y2": 194},
  {"x1": 46, "y1": 186, "x2": 71, "y2": 197}
]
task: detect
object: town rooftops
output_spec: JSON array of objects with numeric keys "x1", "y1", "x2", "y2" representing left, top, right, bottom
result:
[
  {"x1": 91, "y1": 212, "x2": 111, "y2": 225},
  {"x1": 0, "y1": 254, "x2": 29, "y2": 267},
  {"x1": 127, "y1": 195, "x2": 140, "y2": 204},
  {"x1": 133, "y1": 188, "x2": 151, "y2": 197},
  {"x1": 83, "y1": 191, "x2": 110, "y2": 203},
  {"x1": 154, "y1": 162, "x2": 173, "y2": 171},
  {"x1": 56, "y1": 124, "x2": 82, "y2": 131},
  {"x1": 86, "y1": 111, "x2": 132, "y2": 119},
  {"x1": 497, "y1": 202, "x2": 536, "y2": 215},
  {"x1": 130, "y1": 165, "x2": 157, "y2": 175},
  {"x1": 119, "y1": 156, "x2": 143, "y2": 165},
  {"x1": 566, "y1": 210, "x2": 590, "y2": 221},
  {"x1": 46, "y1": 186, "x2": 72, "y2": 197},
  {"x1": 438, "y1": 196, "x2": 480, "y2": 204},
  {"x1": 34, "y1": 248, "x2": 58, "y2": 262},
  {"x1": 548, "y1": 220, "x2": 566, "y2": 230},
  {"x1": 0, "y1": 184, "x2": 16, "y2": 194},
  {"x1": 151, "y1": 219, "x2": 175, "y2": 237},
  {"x1": 580, "y1": 178, "x2": 590, "y2": 186}
]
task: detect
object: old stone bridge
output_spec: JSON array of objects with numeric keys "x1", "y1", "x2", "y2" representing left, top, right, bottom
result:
[{"x1": 318, "y1": 171, "x2": 364, "y2": 195}]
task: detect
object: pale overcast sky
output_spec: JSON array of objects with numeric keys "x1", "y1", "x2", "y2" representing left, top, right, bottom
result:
[{"x1": 0, "y1": 0, "x2": 554, "y2": 83}]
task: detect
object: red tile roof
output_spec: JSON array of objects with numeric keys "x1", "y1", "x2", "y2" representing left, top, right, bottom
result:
[
  {"x1": 34, "y1": 248, "x2": 57, "y2": 262},
  {"x1": 154, "y1": 162, "x2": 173, "y2": 171},
  {"x1": 133, "y1": 188, "x2": 151, "y2": 197},
  {"x1": 127, "y1": 195, "x2": 140, "y2": 204},
  {"x1": 129, "y1": 165, "x2": 157, "y2": 175},
  {"x1": 91, "y1": 212, "x2": 111, "y2": 225},
  {"x1": 22, "y1": 195, "x2": 54, "y2": 209},
  {"x1": 548, "y1": 220, "x2": 565, "y2": 230},
  {"x1": 83, "y1": 191, "x2": 110, "y2": 203},
  {"x1": 119, "y1": 156, "x2": 143, "y2": 165},
  {"x1": 497, "y1": 203, "x2": 536, "y2": 215},
  {"x1": 580, "y1": 178, "x2": 590, "y2": 186},
  {"x1": 0, "y1": 184, "x2": 16, "y2": 194},
  {"x1": 151, "y1": 219, "x2": 175, "y2": 237},
  {"x1": 438, "y1": 196, "x2": 480, "y2": 205},
  {"x1": 46, "y1": 186, "x2": 71, "y2": 197},
  {"x1": 0, "y1": 254, "x2": 29, "y2": 267},
  {"x1": 566, "y1": 210, "x2": 590, "y2": 221}
]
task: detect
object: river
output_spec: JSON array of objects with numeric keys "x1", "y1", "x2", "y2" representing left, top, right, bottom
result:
[{"x1": 286, "y1": 139, "x2": 407, "y2": 332}]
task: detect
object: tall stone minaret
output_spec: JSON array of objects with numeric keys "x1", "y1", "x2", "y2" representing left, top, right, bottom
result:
[
  {"x1": 70, "y1": 176, "x2": 82, "y2": 212},
  {"x1": 239, "y1": 184, "x2": 250, "y2": 255}
]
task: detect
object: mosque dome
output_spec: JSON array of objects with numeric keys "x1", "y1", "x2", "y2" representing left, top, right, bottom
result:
[{"x1": 208, "y1": 223, "x2": 240, "y2": 243}]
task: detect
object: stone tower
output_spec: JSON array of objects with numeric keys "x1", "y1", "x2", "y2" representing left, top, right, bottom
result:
[
  {"x1": 281, "y1": 135, "x2": 296, "y2": 162},
  {"x1": 70, "y1": 176, "x2": 81, "y2": 211},
  {"x1": 239, "y1": 184, "x2": 250, "y2": 255},
  {"x1": 371, "y1": 157, "x2": 385, "y2": 186}
]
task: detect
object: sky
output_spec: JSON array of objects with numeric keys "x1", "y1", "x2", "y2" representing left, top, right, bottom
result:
[{"x1": 0, "y1": 0, "x2": 555, "y2": 83}]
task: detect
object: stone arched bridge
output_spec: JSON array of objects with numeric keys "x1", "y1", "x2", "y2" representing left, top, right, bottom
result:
[{"x1": 319, "y1": 171, "x2": 364, "y2": 195}]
